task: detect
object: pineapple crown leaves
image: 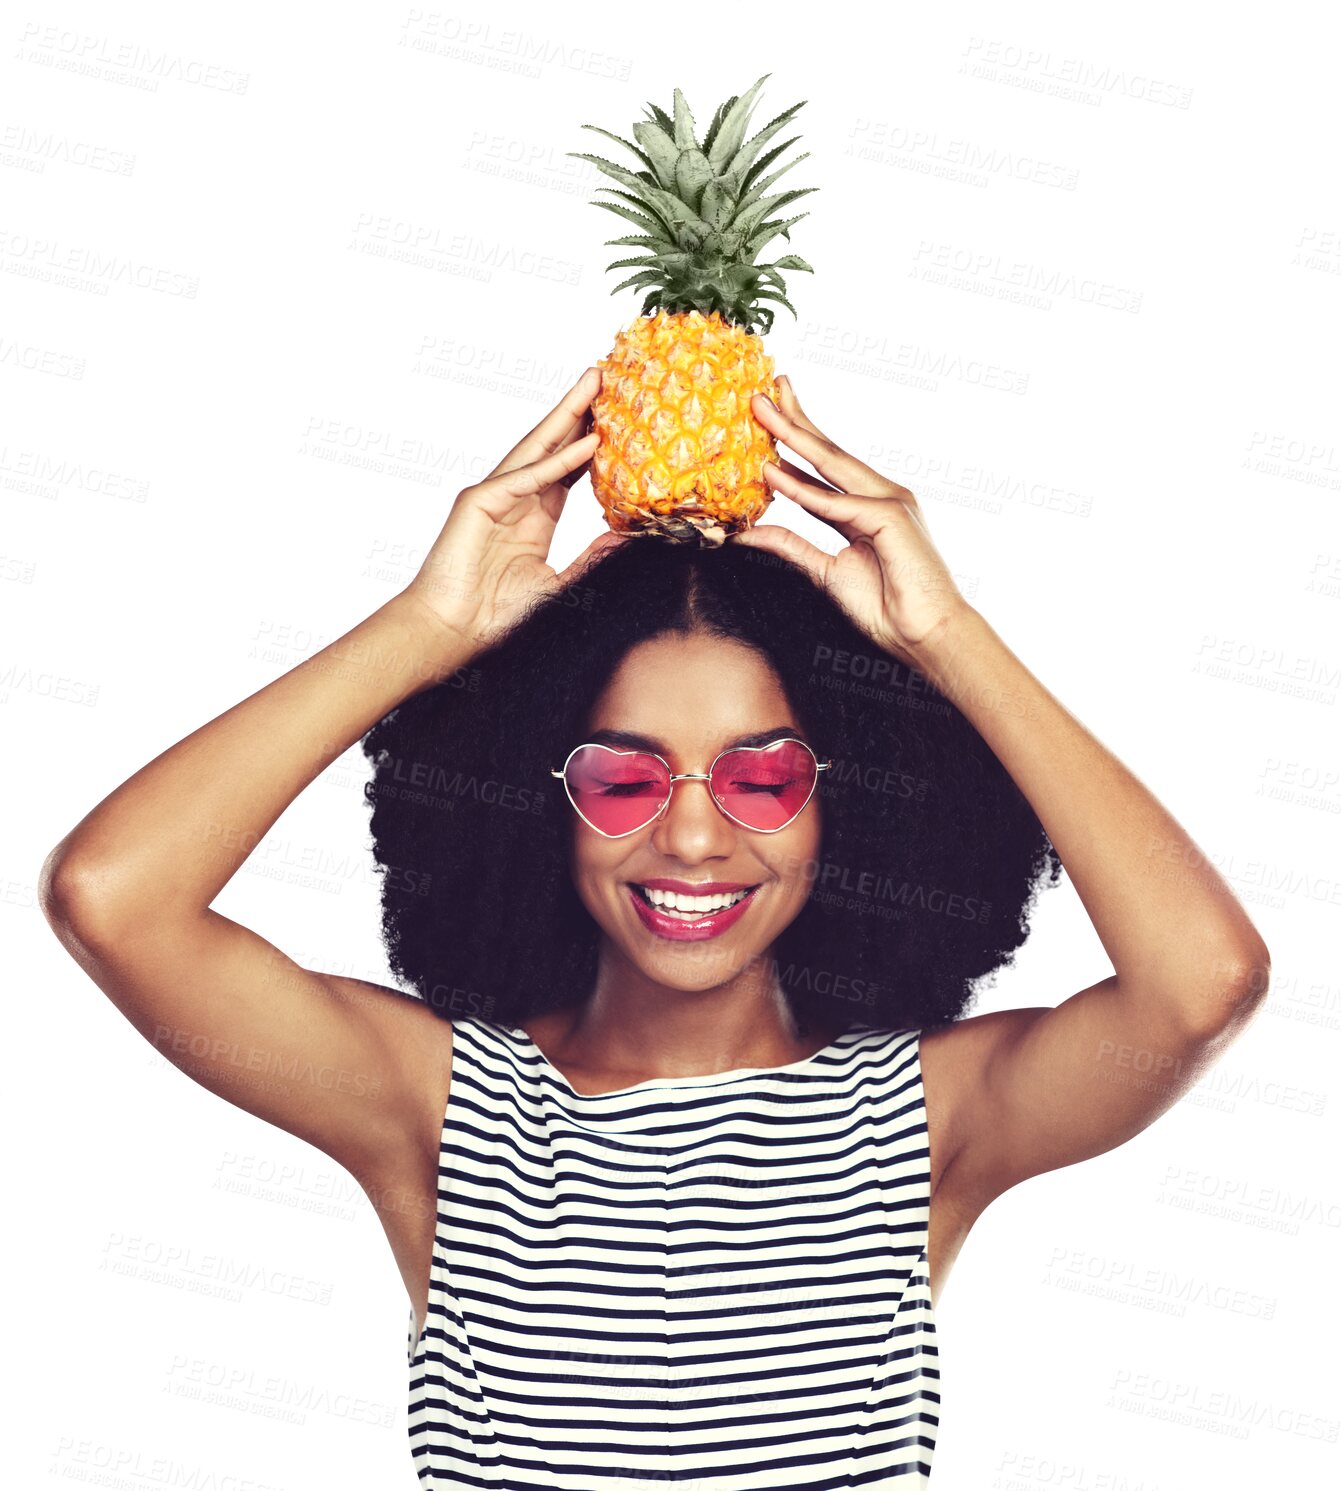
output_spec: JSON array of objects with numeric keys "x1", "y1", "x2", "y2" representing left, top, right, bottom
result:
[{"x1": 567, "y1": 72, "x2": 817, "y2": 336}]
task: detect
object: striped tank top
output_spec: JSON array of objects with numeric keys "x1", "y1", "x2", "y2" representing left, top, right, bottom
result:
[{"x1": 406, "y1": 1014, "x2": 939, "y2": 1487}]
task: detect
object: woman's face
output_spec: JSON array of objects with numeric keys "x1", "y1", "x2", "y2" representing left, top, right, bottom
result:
[{"x1": 565, "y1": 631, "x2": 823, "y2": 991}]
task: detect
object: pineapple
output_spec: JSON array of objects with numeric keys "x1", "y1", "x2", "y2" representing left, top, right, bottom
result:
[{"x1": 569, "y1": 74, "x2": 816, "y2": 546}]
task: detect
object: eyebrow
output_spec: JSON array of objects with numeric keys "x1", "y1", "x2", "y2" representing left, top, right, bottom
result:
[{"x1": 585, "y1": 725, "x2": 807, "y2": 754}]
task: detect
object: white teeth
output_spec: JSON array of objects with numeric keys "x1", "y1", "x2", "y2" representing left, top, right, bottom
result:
[{"x1": 639, "y1": 886, "x2": 750, "y2": 914}]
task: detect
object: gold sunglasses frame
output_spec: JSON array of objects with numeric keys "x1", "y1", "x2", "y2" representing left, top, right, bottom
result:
[{"x1": 548, "y1": 738, "x2": 833, "y2": 840}]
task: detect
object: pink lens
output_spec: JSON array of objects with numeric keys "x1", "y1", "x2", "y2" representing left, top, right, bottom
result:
[
  {"x1": 710, "y1": 740, "x2": 819, "y2": 831},
  {"x1": 562, "y1": 745, "x2": 671, "y2": 836},
  {"x1": 559, "y1": 739, "x2": 822, "y2": 836}
]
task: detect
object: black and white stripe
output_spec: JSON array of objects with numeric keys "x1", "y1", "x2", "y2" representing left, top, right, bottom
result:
[{"x1": 406, "y1": 1015, "x2": 939, "y2": 1487}]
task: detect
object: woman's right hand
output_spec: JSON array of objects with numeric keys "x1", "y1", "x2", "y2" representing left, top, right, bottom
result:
[{"x1": 396, "y1": 367, "x2": 630, "y2": 659}]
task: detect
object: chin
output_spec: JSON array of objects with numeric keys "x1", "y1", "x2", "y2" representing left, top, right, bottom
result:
[{"x1": 626, "y1": 929, "x2": 776, "y2": 988}]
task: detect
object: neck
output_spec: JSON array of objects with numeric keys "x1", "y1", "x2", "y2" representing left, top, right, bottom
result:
[{"x1": 533, "y1": 944, "x2": 839, "y2": 1081}]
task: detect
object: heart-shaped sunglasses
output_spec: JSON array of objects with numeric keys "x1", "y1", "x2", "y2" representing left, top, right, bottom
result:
[{"x1": 549, "y1": 738, "x2": 832, "y2": 839}]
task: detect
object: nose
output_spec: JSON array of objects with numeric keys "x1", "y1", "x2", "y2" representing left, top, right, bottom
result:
[{"x1": 648, "y1": 774, "x2": 738, "y2": 861}]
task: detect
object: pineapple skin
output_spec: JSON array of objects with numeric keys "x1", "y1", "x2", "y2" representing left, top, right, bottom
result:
[{"x1": 590, "y1": 309, "x2": 780, "y2": 548}]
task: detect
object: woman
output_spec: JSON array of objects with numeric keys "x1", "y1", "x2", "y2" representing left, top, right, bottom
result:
[{"x1": 41, "y1": 368, "x2": 1271, "y2": 1487}]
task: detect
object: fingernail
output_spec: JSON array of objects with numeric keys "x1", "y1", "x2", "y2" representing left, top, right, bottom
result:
[{"x1": 759, "y1": 394, "x2": 778, "y2": 411}]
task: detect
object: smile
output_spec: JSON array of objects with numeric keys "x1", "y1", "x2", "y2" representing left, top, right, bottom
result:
[
  {"x1": 634, "y1": 885, "x2": 752, "y2": 914},
  {"x1": 625, "y1": 882, "x2": 762, "y2": 942}
]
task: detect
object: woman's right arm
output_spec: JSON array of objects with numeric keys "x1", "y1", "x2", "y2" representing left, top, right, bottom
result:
[
  {"x1": 38, "y1": 594, "x2": 478, "y2": 1183},
  {"x1": 38, "y1": 365, "x2": 618, "y2": 1188}
]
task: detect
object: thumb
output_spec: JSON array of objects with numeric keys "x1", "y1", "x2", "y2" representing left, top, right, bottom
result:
[{"x1": 731, "y1": 523, "x2": 829, "y2": 584}]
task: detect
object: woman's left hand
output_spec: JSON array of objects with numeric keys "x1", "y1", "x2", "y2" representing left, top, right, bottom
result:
[{"x1": 734, "y1": 376, "x2": 969, "y2": 666}]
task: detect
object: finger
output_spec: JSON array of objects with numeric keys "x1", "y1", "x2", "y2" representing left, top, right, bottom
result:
[
  {"x1": 769, "y1": 453, "x2": 842, "y2": 496},
  {"x1": 489, "y1": 374, "x2": 596, "y2": 480},
  {"x1": 472, "y1": 430, "x2": 600, "y2": 519},
  {"x1": 555, "y1": 426, "x2": 595, "y2": 489},
  {"x1": 487, "y1": 367, "x2": 601, "y2": 479},
  {"x1": 775, "y1": 374, "x2": 825, "y2": 441},
  {"x1": 779, "y1": 376, "x2": 919, "y2": 511},
  {"x1": 761, "y1": 460, "x2": 873, "y2": 546},
  {"x1": 533, "y1": 432, "x2": 600, "y2": 526},
  {"x1": 752, "y1": 389, "x2": 895, "y2": 498},
  {"x1": 731, "y1": 521, "x2": 834, "y2": 585},
  {"x1": 776, "y1": 377, "x2": 896, "y2": 507}
]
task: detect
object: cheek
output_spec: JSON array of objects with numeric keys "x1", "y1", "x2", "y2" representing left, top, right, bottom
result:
[
  {"x1": 569, "y1": 828, "x2": 622, "y2": 894},
  {"x1": 766, "y1": 819, "x2": 822, "y2": 894}
]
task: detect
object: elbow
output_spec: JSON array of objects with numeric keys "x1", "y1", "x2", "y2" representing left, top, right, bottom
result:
[
  {"x1": 1122, "y1": 939, "x2": 1272, "y2": 1043},
  {"x1": 39, "y1": 848, "x2": 118, "y2": 937},
  {"x1": 1186, "y1": 941, "x2": 1273, "y2": 1036},
  {"x1": 1220, "y1": 940, "x2": 1272, "y2": 1004},
  {"x1": 39, "y1": 846, "x2": 75, "y2": 926}
]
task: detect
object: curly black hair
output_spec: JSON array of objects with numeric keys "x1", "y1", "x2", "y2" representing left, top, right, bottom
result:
[{"x1": 359, "y1": 538, "x2": 1062, "y2": 1037}]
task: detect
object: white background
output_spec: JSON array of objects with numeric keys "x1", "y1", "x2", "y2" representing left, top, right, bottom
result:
[{"x1": 6, "y1": 2, "x2": 1338, "y2": 1486}]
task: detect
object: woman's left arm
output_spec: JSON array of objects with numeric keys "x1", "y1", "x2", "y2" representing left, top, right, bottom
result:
[
  {"x1": 739, "y1": 378, "x2": 1271, "y2": 1199},
  {"x1": 894, "y1": 599, "x2": 1269, "y2": 1195}
]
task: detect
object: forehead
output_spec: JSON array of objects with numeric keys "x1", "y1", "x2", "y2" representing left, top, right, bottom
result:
[{"x1": 586, "y1": 633, "x2": 795, "y2": 754}]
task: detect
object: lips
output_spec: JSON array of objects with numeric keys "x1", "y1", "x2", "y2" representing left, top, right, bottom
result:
[{"x1": 626, "y1": 881, "x2": 761, "y2": 942}]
